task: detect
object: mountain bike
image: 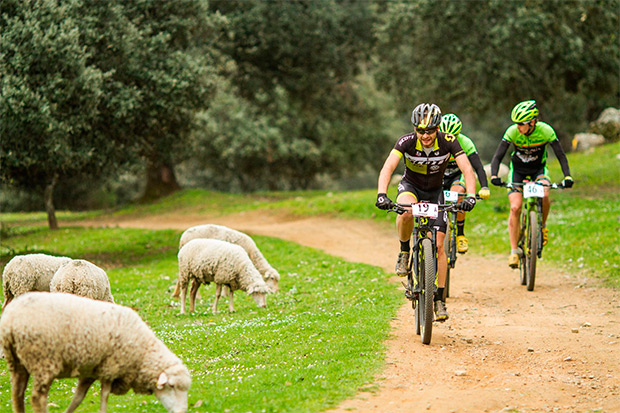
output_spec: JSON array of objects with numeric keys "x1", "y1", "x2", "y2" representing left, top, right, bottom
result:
[
  {"x1": 389, "y1": 200, "x2": 464, "y2": 345},
  {"x1": 502, "y1": 181, "x2": 565, "y2": 291}
]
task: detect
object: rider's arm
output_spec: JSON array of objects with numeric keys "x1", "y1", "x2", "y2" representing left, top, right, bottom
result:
[
  {"x1": 549, "y1": 139, "x2": 571, "y2": 177},
  {"x1": 490, "y1": 140, "x2": 510, "y2": 177},
  {"x1": 455, "y1": 154, "x2": 476, "y2": 196},
  {"x1": 377, "y1": 151, "x2": 402, "y2": 194},
  {"x1": 467, "y1": 152, "x2": 488, "y2": 188}
]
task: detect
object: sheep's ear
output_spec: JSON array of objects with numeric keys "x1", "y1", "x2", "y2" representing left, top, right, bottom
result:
[{"x1": 157, "y1": 373, "x2": 168, "y2": 389}]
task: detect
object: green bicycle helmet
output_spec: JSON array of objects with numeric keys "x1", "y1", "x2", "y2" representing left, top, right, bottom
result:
[
  {"x1": 439, "y1": 113, "x2": 462, "y2": 136},
  {"x1": 411, "y1": 103, "x2": 442, "y2": 128},
  {"x1": 511, "y1": 100, "x2": 539, "y2": 123}
]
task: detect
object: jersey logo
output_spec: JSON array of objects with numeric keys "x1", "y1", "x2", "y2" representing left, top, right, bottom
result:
[{"x1": 444, "y1": 133, "x2": 456, "y2": 142}]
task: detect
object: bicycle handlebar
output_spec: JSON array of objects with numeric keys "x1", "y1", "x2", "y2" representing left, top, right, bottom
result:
[
  {"x1": 498, "y1": 181, "x2": 566, "y2": 189},
  {"x1": 388, "y1": 201, "x2": 470, "y2": 215}
]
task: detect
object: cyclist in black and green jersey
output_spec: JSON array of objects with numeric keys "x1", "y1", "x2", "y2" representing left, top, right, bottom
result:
[
  {"x1": 490, "y1": 100, "x2": 573, "y2": 268},
  {"x1": 375, "y1": 103, "x2": 478, "y2": 321},
  {"x1": 440, "y1": 114, "x2": 490, "y2": 254}
]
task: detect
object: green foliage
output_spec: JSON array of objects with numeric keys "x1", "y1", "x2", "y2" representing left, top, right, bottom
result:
[
  {"x1": 0, "y1": 0, "x2": 112, "y2": 192},
  {"x1": 374, "y1": 0, "x2": 620, "y2": 145},
  {"x1": 0, "y1": 228, "x2": 400, "y2": 412}
]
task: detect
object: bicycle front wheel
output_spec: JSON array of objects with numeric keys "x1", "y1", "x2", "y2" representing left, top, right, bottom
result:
[
  {"x1": 418, "y1": 238, "x2": 436, "y2": 345},
  {"x1": 526, "y1": 210, "x2": 538, "y2": 291}
]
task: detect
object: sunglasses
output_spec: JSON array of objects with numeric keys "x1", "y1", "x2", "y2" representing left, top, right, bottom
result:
[
  {"x1": 517, "y1": 120, "x2": 531, "y2": 125},
  {"x1": 416, "y1": 127, "x2": 438, "y2": 135}
]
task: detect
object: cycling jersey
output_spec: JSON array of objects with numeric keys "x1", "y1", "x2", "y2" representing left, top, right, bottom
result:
[
  {"x1": 443, "y1": 133, "x2": 488, "y2": 188},
  {"x1": 491, "y1": 121, "x2": 571, "y2": 178},
  {"x1": 392, "y1": 131, "x2": 465, "y2": 191},
  {"x1": 501, "y1": 121, "x2": 556, "y2": 173}
]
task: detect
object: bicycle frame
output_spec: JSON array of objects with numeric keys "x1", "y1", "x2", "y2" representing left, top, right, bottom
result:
[
  {"x1": 389, "y1": 200, "x2": 462, "y2": 344},
  {"x1": 505, "y1": 181, "x2": 563, "y2": 291}
]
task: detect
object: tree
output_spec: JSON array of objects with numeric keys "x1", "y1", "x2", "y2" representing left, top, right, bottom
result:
[
  {"x1": 373, "y1": 0, "x2": 619, "y2": 148},
  {"x1": 0, "y1": 0, "x2": 115, "y2": 229},
  {"x1": 80, "y1": 0, "x2": 222, "y2": 201},
  {"x1": 193, "y1": 0, "x2": 398, "y2": 190}
]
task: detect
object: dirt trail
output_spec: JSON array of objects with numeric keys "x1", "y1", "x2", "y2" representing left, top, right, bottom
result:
[{"x1": 86, "y1": 211, "x2": 620, "y2": 412}]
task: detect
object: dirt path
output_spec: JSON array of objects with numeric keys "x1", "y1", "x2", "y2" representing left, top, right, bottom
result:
[{"x1": 86, "y1": 211, "x2": 620, "y2": 412}]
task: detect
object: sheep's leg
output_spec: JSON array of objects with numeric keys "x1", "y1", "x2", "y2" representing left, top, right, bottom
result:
[
  {"x1": 65, "y1": 377, "x2": 95, "y2": 413},
  {"x1": 10, "y1": 364, "x2": 29, "y2": 413},
  {"x1": 179, "y1": 279, "x2": 188, "y2": 315},
  {"x1": 212, "y1": 284, "x2": 222, "y2": 314},
  {"x1": 99, "y1": 380, "x2": 112, "y2": 413},
  {"x1": 171, "y1": 280, "x2": 180, "y2": 299},
  {"x1": 31, "y1": 375, "x2": 53, "y2": 413},
  {"x1": 189, "y1": 278, "x2": 200, "y2": 313},
  {"x1": 228, "y1": 288, "x2": 235, "y2": 313}
]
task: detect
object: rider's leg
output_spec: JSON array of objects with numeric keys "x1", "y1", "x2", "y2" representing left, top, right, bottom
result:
[
  {"x1": 436, "y1": 231, "x2": 447, "y2": 289},
  {"x1": 435, "y1": 230, "x2": 449, "y2": 320},
  {"x1": 508, "y1": 191, "x2": 523, "y2": 267},
  {"x1": 395, "y1": 193, "x2": 416, "y2": 276},
  {"x1": 508, "y1": 191, "x2": 523, "y2": 251},
  {"x1": 450, "y1": 183, "x2": 468, "y2": 253},
  {"x1": 396, "y1": 193, "x2": 415, "y2": 248}
]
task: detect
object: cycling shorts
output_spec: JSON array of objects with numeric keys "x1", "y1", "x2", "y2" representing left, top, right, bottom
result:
[
  {"x1": 396, "y1": 180, "x2": 447, "y2": 233},
  {"x1": 442, "y1": 173, "x2": 465, "y2": 191},
  {"x1": 508, "y1": 164, "x2": 550, "y2": 195}
]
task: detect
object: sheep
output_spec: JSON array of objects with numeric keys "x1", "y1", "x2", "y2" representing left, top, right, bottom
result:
[
  {"x1": 2, "y1": 253, "x2": 71, "y2": 310},
  {"x1": 177, "y1": 238, "x2": 271, "y2": 315},
  {"x1": 49, "y1": 259, "x2": 115, "y2": 303},
  {"x1": 173, "y1": 224, "x2": 280, "y2": 294},
  {"x1": 0, "y1": 292, "x2": 191, "y2": 413}
]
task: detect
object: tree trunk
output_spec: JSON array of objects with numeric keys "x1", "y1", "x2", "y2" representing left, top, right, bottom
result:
[
  {"x1": 140, "y1": 158, "x2": 181, "y2": 202},
  {"x1": 44, "y1": 174, "x2": 59, "y2": 230}
]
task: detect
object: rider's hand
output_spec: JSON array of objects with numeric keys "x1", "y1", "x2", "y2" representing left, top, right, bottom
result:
[
  {"x1": 490, "y1": 177, "x2": 503, "y2": 187},
  {"x1": 478, "y1": 187, "x2": 490, "y2": 200},
  {"x1": 562, "y1": 176, "x2": 574, "y2": 188},
  {"x1": 375, "y1": 193, "x2": 394, "y2": 210},
  {"x1": 460, "y1": 196, "x2": 476, "y2": 212}
]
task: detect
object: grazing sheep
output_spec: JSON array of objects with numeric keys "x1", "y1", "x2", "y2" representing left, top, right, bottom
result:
[
  {"x1": 0, "y1": 292, "x2": 191, "y2": 413},
  {"x1": 175, "y1": 224, "x2": 280, "y2": 293},
  {"x1": 177, "y1": 238, "x2": 271, "y2": 315},
  {"x1": 50, "y1": 259, "x2": 115, "y2": 303},
  {"x1": 2, "y1": 253, "x2": 71, "y2": 310}
]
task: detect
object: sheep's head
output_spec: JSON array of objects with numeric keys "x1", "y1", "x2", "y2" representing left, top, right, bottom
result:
[
  {"x1": 263, "y1": 268, "x2": 280, "y2": 293},
  {"x1": 251, "y1": 291, "x2": 267, "y2": 308},
  {"x1": 154, "y1": 364, "x2": 191, "y2": 413}
]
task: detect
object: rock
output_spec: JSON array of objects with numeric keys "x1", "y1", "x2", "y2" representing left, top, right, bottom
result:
[
  {"x1": 454, "y1": 370, "x2": 467, "y2": 376},
  {"x1": 572, "y1": 133, "x2": 606, "y2": 151},
  {"x1": 484, "y1": 162, "x2": 509, "y2": 179}
]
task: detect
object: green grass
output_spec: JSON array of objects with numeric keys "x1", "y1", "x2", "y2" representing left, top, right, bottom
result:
[
  {"x1": 0, "y1": 141, "x2": 618, "y2": 412},
  {"x1": 0, "y1": 228, "x2": 400, "y2": 412}
]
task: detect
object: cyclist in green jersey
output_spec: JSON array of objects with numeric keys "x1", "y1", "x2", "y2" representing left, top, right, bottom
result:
[
  {"x1": 490, "y1": 100, "x2": 573, "y2": 268},
  {"x1": 440, "y1": 114, "x2": 490, "y2": 254}
]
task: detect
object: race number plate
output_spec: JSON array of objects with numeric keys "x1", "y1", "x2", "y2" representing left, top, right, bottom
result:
[
  {"x1": 523, "y1": 182, "x2": 544, "y2": 199},
  {"x1": 443, "y1": 190, "x2": 460, "y2": 203},
  {"x1": 411, "y1": 202, "x2": 439, "y2": 219}
]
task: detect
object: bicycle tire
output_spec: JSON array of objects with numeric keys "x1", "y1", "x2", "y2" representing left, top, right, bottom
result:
[
  {"x1": 526, "y1": 210, "x2": 538, "y2": 291},
  {"x1": 419, "y1": 238, "x2": 435, "y2": 345},
  {"x1": 518, "y1": 213, "x2": 527, "y2": 285}
]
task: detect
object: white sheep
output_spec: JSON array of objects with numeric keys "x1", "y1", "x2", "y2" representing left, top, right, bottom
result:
[
  {"x1": 174, "y1": 224, "x2": 280, "y2": 294},
  {"x1": 0, "y1": 292, "x2": 191, "y2": 413},
  {"x1": 50, "y1": 259, "x2": 115, "y2": 303},
  {"x1": 177, "y1": 238, "x2": 271, "y2": 315},
  {"x1": 2, "y1": 253, "x2": 71, "y2": 310}
]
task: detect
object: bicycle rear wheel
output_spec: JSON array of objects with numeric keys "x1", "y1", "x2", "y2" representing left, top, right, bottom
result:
[
  {"x1": 416, "y1": 238, "x2": 436, "y2": 345},
  {"x1": 526, "y1": 210, "x2": 538, "y2": 291}
]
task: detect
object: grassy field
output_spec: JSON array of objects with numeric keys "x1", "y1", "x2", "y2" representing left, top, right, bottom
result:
[{"x1": 0, "y1": 141, "x2": 618, "y2": 412}]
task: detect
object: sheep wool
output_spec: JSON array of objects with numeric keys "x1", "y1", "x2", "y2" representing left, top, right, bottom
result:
[
  {"x1": 178, "y1": 224, "x2": 280, "y2": 292},
  {"x1": 2, "y1": 253, "x2": 71, "y2": 310},
  {"x1": 177, "y1": 238, "x2": 271, "y2": 314},
  {"x1": 0, "y1": 292, "x2": 191, "y2": 413},
  {"x1": 50, "y1": 259, "x2": 115, "y2": 303}
]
